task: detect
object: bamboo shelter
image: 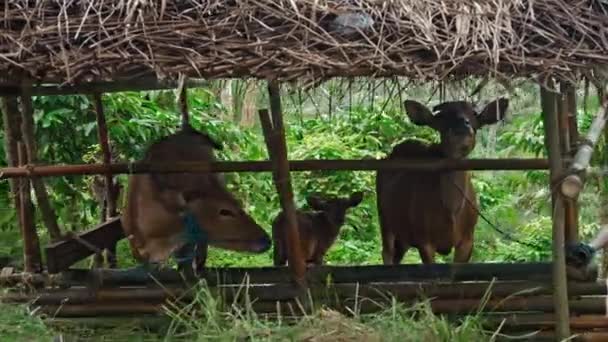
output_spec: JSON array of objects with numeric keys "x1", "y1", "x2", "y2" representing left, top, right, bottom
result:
[{"x1": 1, "y1": 1, "x2": 608, "y2": 341}]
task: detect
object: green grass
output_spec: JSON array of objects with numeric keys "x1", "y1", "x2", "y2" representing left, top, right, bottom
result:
[{"x1": 0, "y1": 282, "x2": 503, "y2": 342}]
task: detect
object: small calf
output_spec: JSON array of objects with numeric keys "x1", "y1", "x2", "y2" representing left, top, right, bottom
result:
[{"x1": 272, "y1": 192, "x2": 363, "y2": 266}]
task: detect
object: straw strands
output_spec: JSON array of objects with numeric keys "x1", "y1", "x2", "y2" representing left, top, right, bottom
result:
[{"x1": 1, "y1": 0, "x2": 608, "y2": 86}]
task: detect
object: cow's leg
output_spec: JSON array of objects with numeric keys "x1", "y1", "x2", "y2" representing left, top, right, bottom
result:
[
  {"x1": 194, "y1": 242, "x2": 208, "y2": 275},
  {"x1": 273, "y1": 239, "x2": 286, "y2": 266},
  {"x1": 454, "y1": 238, "x2": 474, "y2": 263},
  {"x1": 174, "y1": 242, "x2": 196, "y2": 278},
  {"x1": 392, "y1": 239, "x2": 408, "y2": 264},
  {"x1": 418, "y1": 244, "x2": 436, "y2": 264},
  {"x1": 381, "y1": 232, "x2": 396, "y2": 265}
]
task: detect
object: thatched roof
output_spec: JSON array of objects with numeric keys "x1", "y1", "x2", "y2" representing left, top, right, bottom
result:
[{"x1": 1, "y1": 0, "x2": 608, "y2": 88}]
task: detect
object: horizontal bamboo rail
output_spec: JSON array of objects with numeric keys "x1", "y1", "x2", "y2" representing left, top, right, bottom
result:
[
  {"x1": 482, "y1": 313, "x2": 608, "y2": 330},
  {"x1": 0, "y1": 78, "x2": 210, "y2": 96},
  {"x1": 0, "y1": 158, "x2": 558, "y2": 178},
  {"x1": 0, "y1": 263, "x2": 562, "y2": 287},
  {"x1": 2, "y1": 280, "x2": 605, "y2": 305},
  {"x1": 30, "y1": 295, "x2": 605, "y2": 318}
]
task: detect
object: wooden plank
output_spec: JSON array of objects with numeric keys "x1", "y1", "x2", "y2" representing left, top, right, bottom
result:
[{"x1": 45, "y1": 217, "x2": 124, "y2": 274}]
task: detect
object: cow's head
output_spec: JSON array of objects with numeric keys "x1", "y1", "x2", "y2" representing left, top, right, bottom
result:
[
  {"x1": 176, "y1": 183, "x2": 271, "y2": 254},
  {"x1": 307, "y1": 192, "x2": 364, "y2": 228},
  {"x1": 403, "y1": 98, "x2": 509, "y2": 159}
]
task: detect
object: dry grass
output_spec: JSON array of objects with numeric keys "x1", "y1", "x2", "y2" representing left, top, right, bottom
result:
[{"x1": 1, "y1": 1, "x2": 608, "y2": 86}]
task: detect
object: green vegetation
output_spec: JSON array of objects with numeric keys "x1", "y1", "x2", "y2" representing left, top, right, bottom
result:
[{"x1": 0, "y1": 80, "x2": 605, "y2": 340}]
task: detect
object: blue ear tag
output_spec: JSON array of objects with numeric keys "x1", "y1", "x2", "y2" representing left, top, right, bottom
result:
[{"x1": 174, "y1": 211, "x2": 208, "y2": 265}]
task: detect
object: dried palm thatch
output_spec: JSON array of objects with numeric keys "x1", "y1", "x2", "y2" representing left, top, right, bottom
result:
[{"x1": 1, "y1": 0, "x2": 608, "y2": 87}]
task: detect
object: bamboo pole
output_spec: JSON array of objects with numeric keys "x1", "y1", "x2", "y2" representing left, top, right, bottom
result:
[
  {"x1": 36, "y1": 303, "x2": 162, "y2": 317},
  {"x1": 19, "y1": 81, "x2": 62, "y2": 242},
  {"x1": 0, "y1": 158, "x2": 560, "y2": 178},
  {"x1": 0, "y1": 77, "x2": 210, "y2": 97},
  {"x1": 2, "y1": 280, "x2": 606, "y2": 306},
  {"x1": 560, "y1": 83, "x2": 579, "y2": 242},
  {"x1": 560, "y1": 97, "x2": 608, "y2": 199},
  {"x1": 17, "y1": 143, "x2": 42, "y2": 273},
  {"x1": 1, "y1": 262, "x2": 562, "y2": 287},
  {"x1": 178, "y1": 76, "x2": 190, "y2": 129},
  {"x1": 92, "y1": 93, "x2": 118, "y2": 269},
  {"x1": 541, "y1": 83, "x2": 571, "y2": 340},
  {"x1": 1, "y1": 97, "x2": 23, "y2": 238},
  {"x1": 265, "y1": 81, "x2": 306, "y2": 287}
]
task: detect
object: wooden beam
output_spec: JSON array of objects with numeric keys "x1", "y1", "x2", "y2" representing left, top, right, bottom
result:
[
  {"x1": 540, "y1": 83, "x2": 571, "y2": 339},
  {"x1": 19, "y1": 81, "x2": 62, "y2": 242},
  {"x1": 0, "y1": 78, "x2": 210, "y2": 97},
  {"x1": 0, "y1": 158, "x2": 559, "y2": 178},
  {"x1": 265, "y1": 81, "x2": 306, "y2": 287},
  {"x1": 45, "y1": 217, "x2": 124, "y2": 274}
]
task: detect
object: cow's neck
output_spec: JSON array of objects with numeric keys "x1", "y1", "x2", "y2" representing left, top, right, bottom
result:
[
  {"x1": 432, "y1": 144, "x2": 470, "y2": 216},
  {"x1": 314, "y1": 212, "x2": 341, "y2": 238},
  {"x1": 439, "y1": 170, "x2": 469, "y2": 216}
]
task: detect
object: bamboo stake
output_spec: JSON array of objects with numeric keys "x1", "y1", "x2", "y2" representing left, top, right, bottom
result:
[
  {"x1": 19, "y1": 81, "x2": 62, "y2": 242},
  {"x1": 265, "y1": 81, "x2": 306, "y2": 287},
  {"x1": 540, "y1": 83, "x2": 571, "y2": 340},
  {"x1": 178, "y1": 76, "x2": 190, "y2": 129},
  {"x1": 1, "y1": 97, "x2": 23, "y2": 236},
  {"x1": 561, "y1": 97, "x2": 608, "y2": 199},
  {"x1": 17, "y1": 142, "x2": 42, "y2": 273},
  {"x1": 0, "y1": 158, "x2": 560, "y2": 178},
  {"x1": 561, "y1": 83, "x2": 579, "y2": 242},
  {"x1": 92, "y1": 93, "x2": 118, "y2": 269}
]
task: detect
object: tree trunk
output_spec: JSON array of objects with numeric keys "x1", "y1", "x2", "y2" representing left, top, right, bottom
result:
[{"x1": 240, "y1": 80, "x2": 258, "y2": 127}]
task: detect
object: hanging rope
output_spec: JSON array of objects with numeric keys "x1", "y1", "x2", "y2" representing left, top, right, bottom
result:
[{"x1": 450, "y1": 181, "x2": 545, "y2": 250}]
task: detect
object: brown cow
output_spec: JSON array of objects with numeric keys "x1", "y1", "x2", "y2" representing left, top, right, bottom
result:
[
  {"x1": 121, "y1": 125, "x2": 271, "y2": 273},
  {"x1": 376, "y1": 99, "x2": 508, "y2": 264},
  {"x1": 272, "y1": 192, "x2": 363, "y2": 266}
]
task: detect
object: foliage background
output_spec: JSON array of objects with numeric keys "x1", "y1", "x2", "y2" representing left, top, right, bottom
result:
[{"x1": 0, "y1": 79, "x2": 604, "y2": 269}]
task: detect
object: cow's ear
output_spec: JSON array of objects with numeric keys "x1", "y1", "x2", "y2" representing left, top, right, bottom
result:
[
  {"x1": 404, "y1": 100, "x2": 441, "y2": 130},
  {"x1": 477, "y1": 98, "x2": 509, "y2": 127}
]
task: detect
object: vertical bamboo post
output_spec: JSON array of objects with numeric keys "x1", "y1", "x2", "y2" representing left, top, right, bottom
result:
[
  {"x1": 540, "y1": 83, "x2": 571, "y2": 340},
  {"x1": 560, "y1": 82, "x2": 579, "y2": 243},
  {"x1": 92, "y1": 93, "x2": 118, "y2": 268},
  {"x1": 264, "y1": 81, "x2": 306, "y2": 287},
  {"x1": 18, "y1": 142, "x2": 42, "y2": 273},
  {"x1": 20, "y1": 80, "x2": 62, "y2": 242}
]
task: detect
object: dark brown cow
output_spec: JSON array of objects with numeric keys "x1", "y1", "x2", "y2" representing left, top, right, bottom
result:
[
  {"x1": 272, "y1": 192, "x2": 363, "y2": 266},
  {"x1": 121, "y1": 125, "x2": 271, "y2": 272},
  {"x1": 376, "y1": 99, "x2": 508, "y2": 264}
]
